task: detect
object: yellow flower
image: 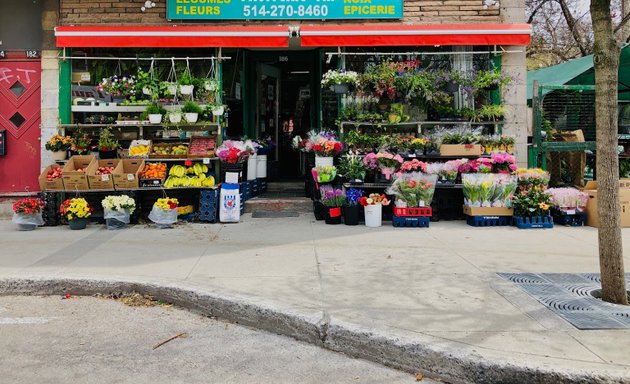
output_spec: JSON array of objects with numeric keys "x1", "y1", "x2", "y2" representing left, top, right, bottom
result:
[{"x1": 539, "y1": 202, "x2": 549, "y2": 210}]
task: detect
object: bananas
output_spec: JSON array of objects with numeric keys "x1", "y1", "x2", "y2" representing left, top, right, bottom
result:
[{"x1": 164, "y1": 164, "x2": 214, "y2": 188}]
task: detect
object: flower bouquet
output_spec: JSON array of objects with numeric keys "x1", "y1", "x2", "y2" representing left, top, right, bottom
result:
[
  {"x1": 217, "y1": 140, "x2": 252, "y2": 164},
  {"x1": 343, "y1": 188, "x2": 364, "y2": 225},
  {"x1": 12, "y1": 198, "x2": 45, "y2": 231},
  {"x1": 513, "y1": 189, "x2": 553, "y2": 218},
  {"x1": 60, "y1": 197, "x2": 93, "y2": 230},
  {"x1": 148, "y1": 197, "x2": 179, "y2": 228},
  {"x1": 101, "y1": 195, "x2": 136, "y2": 229},
  {"x1": 426, "y1": 159, "x2": 466, "y2": 184},
  {"x1": 462, "y1": 173, "x2": 517, "y2": 208},
  {"x1": 546, "y1": 187, "x2": 589, "y2": 214},
  {"x1": 359, "y1": 193, "x2": 390, "y2": 228},
  {"x1": 320, "y1": 187, "x2": 345, "y2": 224},
  {"x1": 314, "y1": 165, "x2": 337, "y2": 183},
  {"x1": 458, "y1": 158, "x2": 493, "y2": 174},
  {"x1": 363, "y1": 151, "x2": 404, "y2": 181},
  {"x1": 387, "y1": 173, "x2": 437, "y2": 208},
  {"x1": 514, "y1": 168, "x2": 550, "y2": 192},
  {"x1": 303, "y1": 131, "x2": 343, "y2": 165},
  {"x1": 490, "y1": 151, "x2": 517, "y2": 174},
  {"x1": 398, "y1": 159, "x2": 427, "y2": 175}
]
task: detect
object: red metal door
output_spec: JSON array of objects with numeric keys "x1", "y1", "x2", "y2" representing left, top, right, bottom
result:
[{"x1": 0, "y1": 60, "x2": 41, "y2": 192}]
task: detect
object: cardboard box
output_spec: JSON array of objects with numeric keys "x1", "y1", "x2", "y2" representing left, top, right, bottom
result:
[
  {"x1": 62, "y1": 155, "x2": 96, "y2": 191},
  {"x1": 583, "y1": 180, "x2": 630, "y2": 227},
  {"x1": 38, "y1": 164, "x2": 65, "y2": 191},
  {"x1": 88, "y1": 159, "x2": 119, "y2": 190},
  {"x1": 463, "y1": 205, "x2": 514, "y2": 217},
  {"x1": 113, "y1": 159, "x2": 145, "y2": 189},
  {"x1": 439, "y1": 144, "x2": 483, "y2": 157}
]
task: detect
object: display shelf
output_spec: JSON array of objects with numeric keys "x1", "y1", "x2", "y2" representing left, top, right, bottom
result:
[
  {"x1": 42, "y1": 186, "x2": 219, "y2": 193},
  {"x1": 70, "y1": 104, "x2": 210, "y2": 113},
  {"x1": 60, "y1": 123, "x2": 220, "y2": 129},
  {"x1": 343, "y1": 182, "x2": 463, "y2": 189},
  {"x1": 54, "y1": 157, "x2": 218, "y2": 163}
]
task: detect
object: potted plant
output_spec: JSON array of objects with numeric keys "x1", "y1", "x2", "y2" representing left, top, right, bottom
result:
[
  {"x1": 12, "y1": 197, "x2": 45, "y2": 231},
  {"x1": 202, "y1": 77, "x2": 219, "y2": 92},
  {"x1": 97, "y1": 75, "x2": 137, "y2": 103},
  {"x1": 178, "y1": 72, "x2": 195, "y2": 95},
  {"x1": 45, "y1": 134, "x2": 73, "y2": 161},
  {"x1": 148, "y1": 197, "x2": 179, "y2": 229},
  {"x1": 181, "y1": 100, "x2": 203, "y2": 123},
  {"x1": 70, "y1": 130, "x2": 90, "y2": 156},
  {"x1": 320, "y1": 187, "x2": 345, "y2": 225},
  {"x1": 98, "y1": 126, "x2": 118, "y2": 159},
  {"x1": 337, "y1": 154, "x2": 366, "y2": 183},
  {"x1": 343, "y1": 188, "x2": 364, "y2": 226},
  {"x1": 167, "y1": 110, "x2": 183, "y2": 124},
  {"x1": 321, "y1": 69, "x2": 359, "y2": 94},
  {"x1": 359, "y1": 193, "x2": 390, "y2": 228},
  {"x1": 59, "y1": 197, "x2": 93, "y2": 230},
  {"x1": 161, "y1": 80, "x2": 178, "y2": 97},
  {"x1": 143, "y1": 102, "x2": 166, "y2": 124},
  {"x1": 211, "y1": 103, "x2": 226, "y2": 116},
  {"x1": 136, "y1": 67, "x2": 160, "y2": 99},
  {"x1": 513, "y1": 189, "x2": 554, "y2": 229},
  {"x1": 475, "y1": 104, "x2": 508, "y2": 122},
  {"x1": 101, "y1": 195, "x2": 136, "y2": 230}
]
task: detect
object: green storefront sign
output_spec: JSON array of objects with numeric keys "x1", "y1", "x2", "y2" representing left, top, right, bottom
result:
[{"x1": 167, "y1": 0, "x2": 402, "y2": 20}]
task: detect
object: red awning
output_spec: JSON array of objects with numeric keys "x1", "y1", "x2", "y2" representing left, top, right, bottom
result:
[
  {"x1": 299, "y1": 24, "x2": 531, "y2": 47},
  {"x1": 55, "y1": 26, "x2": 289, "y2": 48}
]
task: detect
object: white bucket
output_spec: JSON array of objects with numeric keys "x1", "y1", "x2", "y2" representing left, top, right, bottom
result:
[
  {"x1": 184, "y1": 113, "x2": 198, "y2": 123},
  {"x1": 247, "y1": 155, "x2": 257, "y2": 180},
  {"x1": 315, "y1": 156, "x2": 333, "y2": 168},
  {"x1": 364, "y1": 204, "x2": 382, "y2": 227},
  {"x1": 256, "y1": 155, "x2": 267, "y2": 178}
]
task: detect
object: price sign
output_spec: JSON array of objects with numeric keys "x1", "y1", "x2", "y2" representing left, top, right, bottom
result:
[{"x1": 25, "y1": 50, "x2": 40, "y2": 59}]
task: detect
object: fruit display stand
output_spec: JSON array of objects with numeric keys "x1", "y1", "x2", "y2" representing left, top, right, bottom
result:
[{"x1": 88, "y1": 159, "x2": 119, "y2": 190}]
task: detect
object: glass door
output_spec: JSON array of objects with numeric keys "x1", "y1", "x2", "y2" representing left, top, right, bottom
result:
[{"x1": 256, "y1": 63, "x2": 280, "y2": 160}]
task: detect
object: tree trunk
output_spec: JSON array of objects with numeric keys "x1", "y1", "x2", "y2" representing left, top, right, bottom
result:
[
  {"x1": 623, "y1": 0, "x2": 630, "y2": 42},
  {"x1": 591, "y1": 0, "x2": 628, "y2": 305}
]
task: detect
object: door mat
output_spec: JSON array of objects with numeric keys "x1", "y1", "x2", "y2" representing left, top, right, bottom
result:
[
  {"x1": 498, "y1": 273, "x2": 630, "y2": 329},
  {"x1": 252, "y1": 210, "x2": 300, "y2": 218}
]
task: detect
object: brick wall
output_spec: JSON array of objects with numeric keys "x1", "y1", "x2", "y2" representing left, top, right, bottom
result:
[{"x1": 60, "y1": 0, "x2": 501, "y2": 25}]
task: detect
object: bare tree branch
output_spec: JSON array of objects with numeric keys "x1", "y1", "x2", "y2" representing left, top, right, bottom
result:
[
  {"x1": 558, "y1": 0, "x2": 588, "y2": 55},
  {"x1": 528, "y1": 0, "x2": 554, "y2": 24}
]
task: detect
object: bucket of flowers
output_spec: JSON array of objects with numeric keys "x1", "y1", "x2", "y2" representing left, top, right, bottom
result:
[
  {"x1": 313, "y1": 165, "x2": 337, "y2": 183},
  {"x1": 343, "y1": 188, "x2": 364, "y2": 226},
  {"x1": 359, "y1": 193, "x2": 390, "y2": 228},
  {"x1": 45, "y1": 134, "x2": 73, "y2": 161},
  {"x1": 320, "y1": 187, "x2": 345, "y2": 225},
  {"x1": 217, "y1": 140, "x2": 254, "y2": 183},
  {"x1": 59, "y1": 197, "x2": 93, "y2": 230},
  {"x1": 387, "y1": 173, "x2": 436, "y2": 227},
  {"x1": 148, "y1": 197, "x2": 179, "y2": 229},
  {"x1": 302, "y1": 131, "x2": 343, "y2": 167},
  {"x1": 546, "y1": 187, "x2": 589, "y2": 226},
  {"x1": 101, "y1": 195, "x2": 136, "y2": 230},
  {"x1": 363, "y1": 151, "x2": 404, "y2": 182},
  {"x1": 12, "y1": 198, "x2": 45, "y2": 231}
]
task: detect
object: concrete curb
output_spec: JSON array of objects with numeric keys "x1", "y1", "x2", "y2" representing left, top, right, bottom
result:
[{"x1": 0, "y1": 276, "x2": 627, "y2": 384}]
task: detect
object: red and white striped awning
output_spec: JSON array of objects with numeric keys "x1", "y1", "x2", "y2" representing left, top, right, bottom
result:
[
  {"x1": 299, "y1": 24, "x2": 531, "y2": 47},
  {"x1": 55, "y1": 26, "x2": 290, "y2": 48},
  {"x1": 55, "y1": 24, "x2": 531, "y2": 49}
]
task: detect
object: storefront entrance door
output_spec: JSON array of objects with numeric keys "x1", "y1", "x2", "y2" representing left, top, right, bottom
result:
[
  {"x1": 0, "y1": 60, "x2": 41, "y2": 192},
  {"x1": 256, "y1": 63, "x2": 281, "y2": 161}
]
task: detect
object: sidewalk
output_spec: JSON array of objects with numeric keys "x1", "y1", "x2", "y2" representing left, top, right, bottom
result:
[{"x1": 1, "y1": 215, "x2": 630, "y2": 383}]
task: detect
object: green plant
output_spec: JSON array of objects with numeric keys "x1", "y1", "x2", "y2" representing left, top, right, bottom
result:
[
  {"x1": 98, "y1": 126, "x2": 118, "y2": 151},
  {"x1": 181, "y1": 100, "x2": 203, "y2": 114},
  {"x1": 470, "y1": 68, "x2": 511, "y2": 91},
  {"x1": 337, "y1": 154, "x2": 367, "y2": 181},
  {"x1": 441, "y1": 133, "x2": 480, "y2": 145},
  {"x1": 475, "y1": 104, "x2": 508, "y2": 121},
  {"x1": 136, "y1": 68, "x2": 161, "y2": 100},
  {"x1": 141, "y1": 102, "x2": 167, "y2": 120},
  {"x1": 321, "y1": 69, "x2": 359, "y2": 87},
  {"x1": 179, "y1": 72, "x2": 195, "y2": 86},
  {"x1": 513, "y1": 189, "x2": 552, "y2": 218}
]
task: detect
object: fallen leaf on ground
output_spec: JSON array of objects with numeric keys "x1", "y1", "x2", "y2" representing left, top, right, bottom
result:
[{"x1": 415, "y1": 372, "x2": 424, "y2": 381}]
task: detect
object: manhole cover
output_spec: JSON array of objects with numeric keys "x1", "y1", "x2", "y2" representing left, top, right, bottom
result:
[
  {"x1": 498, "y1": 273, "x2": 630, "y2": 329},
  {"x1": 252, "y1": 210, "x2": 300, "y2": 218}
]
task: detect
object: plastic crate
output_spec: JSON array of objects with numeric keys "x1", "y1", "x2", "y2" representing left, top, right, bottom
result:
[
  {"x1": 199, "y1": 189, "x2": 218, "y2": 223},
  {"x1": 259, "y1": 178, "x2": 267, "y2": 193},
  {"x1": 393, "y1": 207, "x2": 433, "y2": 217},
  {"x1": 466, "y1": 215, "x2": 513, "y2": 227},
  {"x1": 553, "y1": 212, "x2": 586, "y2": 226},
  {"x1": 514, "y1": 215, "x2": 554, "y2": 229},
  {"x1": 239, "y1": 182, "x2": 250, "y2": 202},
  {"x1": 392, "y1": 215, "x2": 430, "y2": 227}
]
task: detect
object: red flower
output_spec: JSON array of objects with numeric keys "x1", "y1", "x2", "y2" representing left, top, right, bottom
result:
[{"x1": 358, "y1": 196, "x2": 368, "y2": 207}]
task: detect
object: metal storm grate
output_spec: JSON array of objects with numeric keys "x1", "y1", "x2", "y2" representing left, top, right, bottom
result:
[{"x1": 498, "y1": 273, "x2": 630, "y2": 329}]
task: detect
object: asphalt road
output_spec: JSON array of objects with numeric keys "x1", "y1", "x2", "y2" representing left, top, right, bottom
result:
[{"x1": 0, "y1": 295, "x2": 432, "y2": 384}]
